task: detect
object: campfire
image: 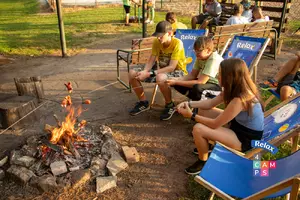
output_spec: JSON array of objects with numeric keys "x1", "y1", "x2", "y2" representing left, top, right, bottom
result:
[
  {"x1": 1, "y1": 82, "x2": 140, "y2": 194},
  {"x1": 43, "y1": 106, "x2": 87, "y2": 160}
]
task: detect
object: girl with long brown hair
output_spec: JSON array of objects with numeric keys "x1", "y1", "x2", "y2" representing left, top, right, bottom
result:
[{"x1": 177, "y1": 58, "x2": 264, "y2": 175}]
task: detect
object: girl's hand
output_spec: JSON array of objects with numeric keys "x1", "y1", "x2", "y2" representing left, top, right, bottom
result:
[{"x1": 177, "y1": 102, "x2": 193, "y2": 118}]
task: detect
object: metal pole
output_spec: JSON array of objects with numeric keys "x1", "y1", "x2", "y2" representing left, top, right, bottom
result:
[
  {"x1": 142, "y1": 0, "x2": 147, "y2": 38},
  {"x1": 55, "y1": 0, "x2": 67, "y2": 57}
]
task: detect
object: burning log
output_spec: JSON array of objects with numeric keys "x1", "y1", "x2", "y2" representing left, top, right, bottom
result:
[
  {"x1": 44, "y1": 124, "x2": 55, "y2": 134},
  {"x1": 41, "y1": 138, "x2": 63, "y2": 154},
  {"x1": 53, "y1": 114, "x2": 61, "y2": 127},
  {"x1": 67, "y1": 140, "x2": 81, "y2": 159}
]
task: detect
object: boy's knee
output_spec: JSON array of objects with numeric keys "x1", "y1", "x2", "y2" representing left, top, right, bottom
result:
[
  {"x1": 128, "y1": 69, "x2": 137, "y2": 79},
  {"x1": 156, "y1": 73, "x2": 167, "y2": 83}
]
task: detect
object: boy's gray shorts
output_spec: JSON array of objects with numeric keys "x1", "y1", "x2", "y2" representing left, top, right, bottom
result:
[{"x1": 133, "y1": 67, "x2": 184, "y2": 83}]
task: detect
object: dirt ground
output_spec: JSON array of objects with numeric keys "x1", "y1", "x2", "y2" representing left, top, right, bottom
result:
[{"x1": 0, "y1": 34, "x2": 299, "y2": 200}]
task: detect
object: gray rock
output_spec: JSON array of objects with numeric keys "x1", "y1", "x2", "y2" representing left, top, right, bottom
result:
[
  {"x1": 90, "y1": 164, "x2": 106, "y2": 177},
  {"x1": 30, "y1": 175, "x2": 58, "y2": 192},
  {"x1": 14, "y1": 156, "x2": 36, "y2": 168},
  {"x1": 0, "y1": 169, "x2": 5, "y2": 180},
  {"x1": 21, "y1": 145, "x2": 37, "y2": 157},
  {"x1": 7, "y1": 165, "x2": 36, "y2": 185},
  {"x1": 106, "y1": 154, "x2": 128, "y2": 176},
  {"x1": 26, "y1": 135, "x2": 40, "y2": 146},
  {"x1": 10, "y1": 150, "x2": 22, "y2": 165},
  {"x1": 50, "y1": 161, "x2": 68, "y2": 176},
  {"x1": 96, "y1": 176, "x2": 117, "y2": 193},
  {"x1": 70, "y1": 169, "x2": 91, "y2": 189},
  {"x1": 99, "y1": 125, "x2": 113, "y2": 135},
  {"x1": 0, "y1": 156, "x2": 8, "y2": 167},
  {"x1": 101, "y1": 133, "x2": 121, "y2": 159},
  {"x1": 91, "y1": 157, "x2": 107, "y2": 169}
]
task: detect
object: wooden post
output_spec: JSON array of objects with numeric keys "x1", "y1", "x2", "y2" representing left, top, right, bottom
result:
[
  {"x1": 55, "y1": 0, "x2": 67, "y2": 57},
  {"x1": 14, "y1": 76, "x2": 45, "y2": 103}
]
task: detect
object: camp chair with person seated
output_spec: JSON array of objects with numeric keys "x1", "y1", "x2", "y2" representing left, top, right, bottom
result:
[
  {"x1": 150, "y1": 29, "x2": 208, "y2": 108},
  {"x1": 195, "y1": 142, "x2": 300, "y2": 200},
  {"x1": 195, "y1": 93, "x2": 300, "y2": 199}
]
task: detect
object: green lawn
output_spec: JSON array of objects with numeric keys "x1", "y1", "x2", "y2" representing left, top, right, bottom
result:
[{"x1": 0, "y1": 0, "x2": 191, "y2": 56}]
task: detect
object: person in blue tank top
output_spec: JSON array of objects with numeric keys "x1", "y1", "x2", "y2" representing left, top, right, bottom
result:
[{"x1": 177, "y1": 58, "x2": 264, "y2": 175}]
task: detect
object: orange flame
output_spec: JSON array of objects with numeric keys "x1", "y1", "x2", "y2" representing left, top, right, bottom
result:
[{"x1": 50, "y1": 106, "x2": 84, "y2": 144}]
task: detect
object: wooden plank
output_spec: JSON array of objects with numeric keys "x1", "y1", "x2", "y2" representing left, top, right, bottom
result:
[
  {"x1": 260, "y1": 6, "x2": 290, "y2": 13},
  {"x1": 243, "y1": 177, "x2": 297, "y2": 200},
  {"x1": 290, "y1": 178, "x2": 300, "y2": 200},
  {"x1": 269, "y1": 16, "x2": 288, "y2": 23},
  {"x1": 256, "y1": 0, "x2": 291, "y2": 2}
]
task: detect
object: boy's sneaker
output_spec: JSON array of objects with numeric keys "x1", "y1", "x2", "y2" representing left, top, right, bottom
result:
[
  {"x1": 193, "y1": 143, "x2": 214, "y2": 155},
  {"x1": 129, "y1": 101, "x2": 150, "y2": 116},
  {"x1": 160, "y1": 102, "x2": 176, "y2": 121},
  {"x1": 259, "y1": 79, "x2": 278, "y2": 90},
  {"x1": 185, "y1": 159, "x2": 206, "y2": 175}
]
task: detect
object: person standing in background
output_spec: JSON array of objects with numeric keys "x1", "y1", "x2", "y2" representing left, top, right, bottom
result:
[{"x1": 123, "y1": 0, "x2": 131, "y2": 26}]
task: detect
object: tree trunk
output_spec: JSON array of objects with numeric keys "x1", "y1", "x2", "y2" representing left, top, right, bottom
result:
[
  {"x1": 0, "y1": 96, "x2": 38, "y2": 129},
  {"x1": 14, "y1": 76, "x2": 45, "y2": 103}
]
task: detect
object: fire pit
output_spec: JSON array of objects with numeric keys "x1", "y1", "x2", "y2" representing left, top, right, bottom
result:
[{"x1": 0, "y1": 82, "x2": 139, "y2": 194}]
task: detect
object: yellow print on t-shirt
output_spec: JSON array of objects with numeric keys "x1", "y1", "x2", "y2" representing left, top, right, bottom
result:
[{"x1": 158, "y1": 51, "x2": 172, "y2": 68}]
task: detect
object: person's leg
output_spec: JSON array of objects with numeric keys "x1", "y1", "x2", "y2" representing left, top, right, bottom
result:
[
  {"x1": 280, "y1": 85, "x2": 296, "y2": 101},
  {"x1": 185, "y1": 123, "x2": 241, "y2": 174},
  {"x1": 156, "y1": 73, "x2": 172, "y2": 104},
  {"x1": 190, "y1": 83, "x2": 222, "y2": 101},
  {"x1": 150, "y1": 7, "x2": 155, "y2": 22},
  {"x1": 124, "y1": 5, "x2": 131, "y2": 25},
  {"x1": 128, "y1": 69, "x2": 146, "y2": 101},
  {"x1": 128, "y1": 69, "x2": 150, "y2": 115},
  {"x1": 274, "y1": 57, "x2": 300, "y2": 82},
  {"x1": 193, "y1": 124, "x2": 242, "y2": 160},
  {"x1": 191, "y1": 14, "x2": 204, "y2": 29},
  {"x1": 261, "y1": 55, "x2": 300, "y2": 89}
]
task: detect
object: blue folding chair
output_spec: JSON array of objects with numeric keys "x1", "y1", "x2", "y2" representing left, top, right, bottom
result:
[
  {"x1": 195, "y1": 143, "x2": 300, "y2": 200},
  {"x1": 174, "y1": 29, "x2": 208, "y2": 73},
  {"x1": 150, "y1": 29, "x2": 208, "y2": 107},
  {"x1": 221, "y1": 35, "x2": 270, "y2": 83},
  {"x1": 195, "y1": 94, "x2": 300, "y2": 199}
]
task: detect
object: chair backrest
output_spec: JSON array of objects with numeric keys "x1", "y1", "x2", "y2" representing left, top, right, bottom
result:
[
  {"x1": 199, "y1": 143, "x2": 300, "y2": 198},
  {"x1": 262, "y1": 93, "x2": 300, "y2": 142},
  {"x1": 175, "y1": 29, "x2": 207, "y2": 73},
  {"x1": 222, "y1": 35, "x2": 269, "y2": 73},
  {"x1": 131, "y1": 37, "x2": 155, "y2": 65},
  {"x1": 213, "y1": 20, "x2": 273, "y2": 52}
]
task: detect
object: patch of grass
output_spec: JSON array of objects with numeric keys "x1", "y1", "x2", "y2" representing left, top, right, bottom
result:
[{"x1": 0, "y1": 0, "x2": 191, "y2": 56}]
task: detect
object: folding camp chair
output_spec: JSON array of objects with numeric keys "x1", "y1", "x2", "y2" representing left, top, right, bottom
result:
[
  {"x1": 150, "y1": 29, "x2": 208, "y2": 108},
  {"x1": 194, "y1": 93, "x2": 300, "y2": 199},
  {"x1": 194, "y1": 142, "x2": 300, "y2": 200},
  {"x1": 221, "y1": 35, "x2": 270, "y2": 83}
]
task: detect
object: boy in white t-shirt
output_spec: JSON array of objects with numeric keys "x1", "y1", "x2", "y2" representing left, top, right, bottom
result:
[{"x1": 226, "y1": 3, "x2": 249, "y2": 25}]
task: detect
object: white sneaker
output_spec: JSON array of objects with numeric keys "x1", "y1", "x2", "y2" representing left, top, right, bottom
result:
[
  {"x1": 145, "y1": 19, "x2": 150, "y2": 23},
  {"x1": 149, "y1": 20, "x2": 154, "y2": 24}
]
